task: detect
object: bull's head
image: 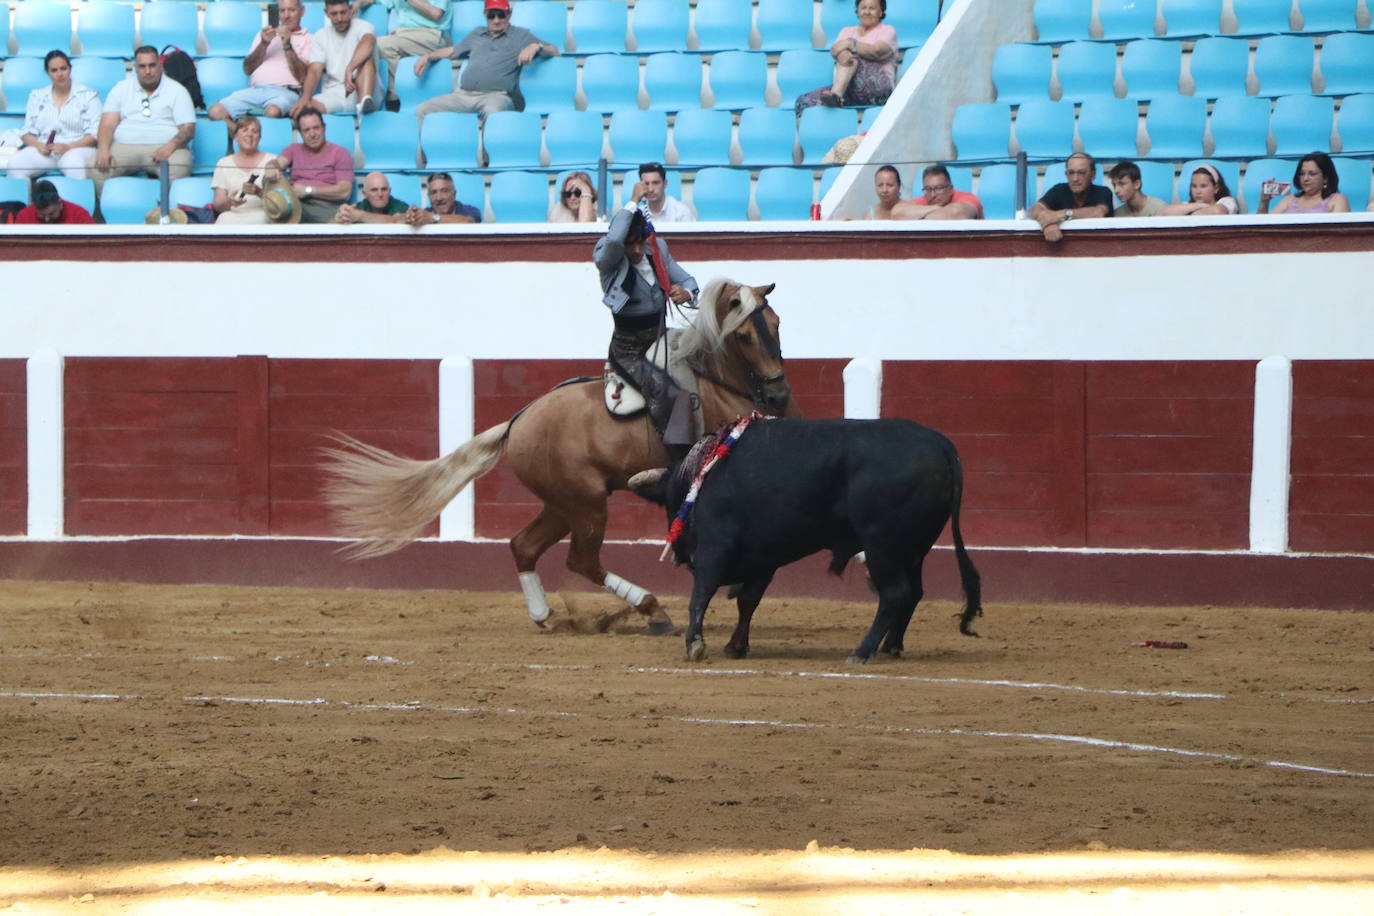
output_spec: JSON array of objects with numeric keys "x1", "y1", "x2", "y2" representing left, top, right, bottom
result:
[{"x1": 628, "y1": 467, "x2": 670, "y2": 507}]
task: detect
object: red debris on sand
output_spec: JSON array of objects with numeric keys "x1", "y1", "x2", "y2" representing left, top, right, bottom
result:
[{"x1": 1131, "y1": 640, "x2": 1189, "y2": 649}]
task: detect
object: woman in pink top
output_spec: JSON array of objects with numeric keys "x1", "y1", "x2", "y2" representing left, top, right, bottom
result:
[
  {"x1": 795, "y1": 0, "x2": 899, "y2": 114},
  {"x1": 1257, "y1": 152, "x2": 1352, "y2": 215}
]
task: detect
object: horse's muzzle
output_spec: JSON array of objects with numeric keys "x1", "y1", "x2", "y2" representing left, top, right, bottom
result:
[{"x1": 760, "y1": 377, "x2": 792, "y2": 413}]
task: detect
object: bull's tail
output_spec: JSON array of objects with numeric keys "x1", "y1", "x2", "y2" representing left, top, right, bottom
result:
[
  {"x1": 321, "y1": 423, "x2": 510, "y2": 559},
  {"x1": 949, "y1": 448, "x2": 984, "y2": 637}
]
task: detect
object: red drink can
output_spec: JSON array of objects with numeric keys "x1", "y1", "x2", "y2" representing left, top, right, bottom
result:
[{"x1": 810, "y1": 203, "x2": 821, "y2": 220}]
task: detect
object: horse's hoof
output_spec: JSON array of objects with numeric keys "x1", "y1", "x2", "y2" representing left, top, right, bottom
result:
[
  {"x1": 647, "y1": 619, "x2": 677, "y2": 637},
  {"x1": 845, "y1": 653, "x2": 870, "y2": 665},
  {"x1": 686, "y1": 639, "x2": 707, "y2": 662}
]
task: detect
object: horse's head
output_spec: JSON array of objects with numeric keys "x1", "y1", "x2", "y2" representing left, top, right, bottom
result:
[{"x1": 686, "y1": 280, "x2": 792, "y2": 414}]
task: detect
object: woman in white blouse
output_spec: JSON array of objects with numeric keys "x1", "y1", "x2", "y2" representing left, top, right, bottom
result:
[{"x1": 6, "y1": 50, "x2": 102, "y2": 180}]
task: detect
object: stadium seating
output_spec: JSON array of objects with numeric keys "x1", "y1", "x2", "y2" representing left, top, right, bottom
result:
[
  {"x1": 191, "y1": 119, "x2": 228, "y2": 174},
  {"x1": 1029, "y1": 0, "x2": 1093, "y2": 44},
  {"x1": 708, "y1": 51, "x2": 769, "y2": 110},
  {"x1": 1132, "y1": 159, "x2": 1179, "y2": 202},
  {"x1": 1144, "y1": 94, "x2": 1209, "y2": 158},
  {"x1": 1012, "y1": 99, "x2": 1077, "y2": 159},
  {"x1": 204, "y1": 3, "x2": 263, "y2": 57},
  {"x1": 488, "y1": 170, "x2": 550, "y2": 222},
  {"x1": 518, "y1": 56, "x2": 577, "y2": 113},
  {"x1": 644, "y1": 53, "x2": 703, "y2": 111},
  {"x1": 754, "y1": 167, "x2": 814, "y2": 219},
  {"x1": 419, "y1": 112, "x2": 481, "y2": 169},
  {"x1": 360, "y1": 111, "x2": 421, "y2": 170},
  {"x1": 1317, "y1": 33, "x2": 1374, "y2": 96},
  {"x1": 393, "y1": 57, "x2": 453, "y2": 113},
  {"x1": 974, "y1": 163, "x2": 1027, "y2": 219},
  {"x1": 169, "y1": 175, "x2": 214, "y2": 210},
  {"x1": 671, "y1": 107, "x2": 734, "y2": 166},
  {"x1": 71, "y1": 57, "x2": 130, "y2": 100},
  {"x1": 1209, "y1": 95, "x2": 1273, "y2": 157},
  {"x1": 776, "y1": 49, "x2": 835, "y2": 109},
  {"x1": 581, "y1": 54, "x2": 641, "y2": 112},
  {"x1": 1334, "y1": 156, "x2": 1372, "y2": 210},
  {"x1": 13, "y1": 2, "x2": 72, "y2": 57},
  {"x1": 437, "y1": 171, "x2": 487, "y2": 214},
  {"x1": 951, "y1": 102, "x2": 1013, "y2": 161},
  {"x1": 3, "y1": 58, "x2": 49, "y2": 115},
  {"x1": 607, "y1": 108, "x2": 668, "y2": 164},
  {"x1": 1253, "y1": 35, "x2": 1317, "y2": 97},
  {"x1": 690, "y1": 166, "x2": 750, "y2": 220},
  {"x1": 138, "y1": 4, "x2": 202, "y2": 57},
  {"x1": 1270, "y1": 94, "x2": 1335, "y2": 154},
  {"x1": 992, "y1": 43, "x2": 1053, "y2": 104},
  {"x1": 884, "y1": 3, "x2": 940, "y2": 48},
  {"x1": 47, "y1": 177, "x2": 97, "y2": 214},
  {"x1": 1295, "y1": 0, "x2": 1360, "y2": 33},
  {"x1": 631, "y1": 0, "x2": 691, "y2": 53},
  {"x1": 1121, "y1": 39, "x2": 1182, "y2": 99},
  {"x1": 512, "y1": 1, "x2": 568, "y2": 50},
  {"x1": 1231, "y1": 0, "x2": 1296, "y2": 37},
  {"x1": 481, "y1": 110, "x2": 544, "y2": 168},
  {"x1": 798, "y1": 105, "x2": 858, "y2": 164},
  {"x1": 301, "y1": 4, "x2": 325, "y2": 34},
  {"x1": 544, "y1": 109, "x2": 606, "y2": 167},
  {"x1": 99, "y1": 176, "x2": 162, "y2": 224},
  {"x1": 693, "y1": 0, "x2": 752, "y2": 53},
  {"x1": 0, "y1": 177, "x2": 30, "y2": 206},
  {"x1": 257, "y1": 118, "x2": 297, "y2": 156},
  {"x1": 819, "y1": 0, "x2": 860, "y2": 45},
  {"x1": 756, "y1": 0, "x2": 816, "y2": 52},
  {"x1": 737, "y1": 106, "x2": 797, "y2": 165},
  {"x1": 1161, "y1": 0, "x2": 1223, "y2": 38},
  {"x1": 1097, "y1": 0, "x2": 1159, "y2": 41},
  {"x1": 1336, "y1": 94, "x2": 1374, "y2": 153},
  {"x1": 451, "y1": 1, "x2": 486, "y2": 37},
  {"x1": 1240, "y1": 156, "x2": 1293, "y2": 209},
  {"x1": 1188, "y1": 37, "x2": 1252, "y2": 99},
  {"x1": 76, "y1": 3, "x2": 137, "y2": 59},
  {"x1": 1077, "y1": 97, "x2": 1142, "y2": 158},
  {"x1": 570, "y1": 0, "x2": 629, "y2": 54},
  {"x1": 1055, "y1": 40, "x2": 1120, "y2": 100},
  {"x1": 197, "y1": 58, "x2": 250, "y2": 112}
]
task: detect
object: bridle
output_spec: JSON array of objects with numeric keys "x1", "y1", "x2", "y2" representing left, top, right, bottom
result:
[{"x1": 688, "y1": 303, "x2": 788, "y2": 410}]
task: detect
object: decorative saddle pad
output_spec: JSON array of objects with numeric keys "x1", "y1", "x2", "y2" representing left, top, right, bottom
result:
[{"x1": 603, "y1": 329, "x2": 702, "y2": 440}]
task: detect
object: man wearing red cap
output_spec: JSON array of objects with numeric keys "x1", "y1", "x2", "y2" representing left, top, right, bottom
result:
[{"x1": 412, "y1": 0, "x2": 559, "y2": 118}]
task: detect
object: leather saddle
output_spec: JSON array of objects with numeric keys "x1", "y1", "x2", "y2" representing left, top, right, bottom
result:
[{"x1": 603, "y1": 329, "x2": 702, "y2": 442}]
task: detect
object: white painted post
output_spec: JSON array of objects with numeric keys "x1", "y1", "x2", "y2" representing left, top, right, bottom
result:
[
  {"x1": 26, "y1": 348, "x2": 64, "y2": 539},
  {"x1": 842, "y1": 357, "x2": 883, "y2": 419},
  {"x1": 1249, "y1": 356, "x2": 1292, "y2": 554},
  {"x1": 438, "y1": 357, "x2": 475, "y2": 540}
]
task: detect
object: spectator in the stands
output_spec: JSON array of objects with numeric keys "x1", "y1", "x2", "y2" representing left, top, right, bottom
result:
[
  {"x1": 94, "y1": 46, "x2": 196, "y2": 190},
  {"x1": 208, "y1": 0, "x2": 312, "y2": 123},
  {"x1": 795, "y1": 0, "x2": 898, "y2": 114},
  {"x1": 7, "y1": 50, "x2": 100, "y2": 180},
  {"x1": 1106, "y1": 161, "x2": 1166, "y2": 217},
  {"x1": 894, "y1": 164, "x2": 984, "y2": 219},
  {"x1": 1162, "y1": 164, "x2": 1239, "y2": 216},
  {"x1": 630, "y1": 162, "x2": 692, "y2": 223},
  {"x1": 336, "y1": 171, "x2": 412, "y2": 223},
  {"x1": 549, "y1": 171, "x2": 598, "y2": 223},
  {"x1": 14, "y1": 179, "x2": 94, "y2": 224},
  {"x1": 292, "y1": 0, "x2": 378, "y2": 117},
  {"x1": 1028, "y1": 153, "x2": 1113, "y2": 242},
  {"x1": 864, "y1": 163, "x2": 904, "y2": 219},
  {"x1": 1257, "y1": 152, "x2": 1351, "y2": 215},
  {"x1": 267, "y1": 108, "x2": 354, "y2": 222},
  {"x1": 359, "y1": 0, "x2": 453, "y2": 111},
  {"x1": 210, "y1": 115, "x2": 278, "y2": 224},
  {"x1": 404, "y1": 171, "x2": 482, "y2": 224}
]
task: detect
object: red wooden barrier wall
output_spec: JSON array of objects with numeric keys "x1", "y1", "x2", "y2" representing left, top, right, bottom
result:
[
  {"x1": 0, "y1": 361, "x2": 25, "y2": 536},
  {"x1": 1290, "y1": 360, "x2": 1374, "y2": 553}
]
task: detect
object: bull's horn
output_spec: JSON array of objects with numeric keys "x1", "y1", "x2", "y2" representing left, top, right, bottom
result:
[{"x1": 628, "y1": 468, "x2": 667, "y2": 489}]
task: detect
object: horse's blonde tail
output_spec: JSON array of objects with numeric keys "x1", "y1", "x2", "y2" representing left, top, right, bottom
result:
[{"x1": 321, "y1": 424, "x2": 509, "y2": 559}]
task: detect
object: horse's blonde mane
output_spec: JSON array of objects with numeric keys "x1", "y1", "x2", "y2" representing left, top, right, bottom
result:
[{"x1": 673, "y1": 278, "x2": 761, "y2": 367}]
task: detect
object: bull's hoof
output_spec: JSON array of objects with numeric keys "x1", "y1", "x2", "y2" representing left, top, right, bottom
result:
[
  {"x1": 723, "y1": 644, "x2": 748, "y2": 659},
  {"x1": 881, "y1": 646, "x2": 902, "y2": 658},
  {"x1": 686, "y1": 638, "x2": 707, "y2": 662},
  {"x1": 647, "y1": 618, "x2": 677, "y2": 636},
  {"x1": 845, "y1": 653, "x2": 870, "y2": 665}
]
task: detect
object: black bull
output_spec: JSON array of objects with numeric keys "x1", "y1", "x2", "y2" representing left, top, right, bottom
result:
[{"x1": 629, "y1": 418, "x2": 983, "y2": 663}]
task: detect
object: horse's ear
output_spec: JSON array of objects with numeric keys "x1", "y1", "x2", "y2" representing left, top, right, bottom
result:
[
  {"x1": 628, "y1": 468, "x2": 670, "y2": 505},
  {"x1": 757, "y1": 283, "x2": 776, "y2": 297}
]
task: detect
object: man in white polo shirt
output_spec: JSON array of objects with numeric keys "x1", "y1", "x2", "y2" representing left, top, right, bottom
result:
[{"x1": 94, "y1": 46, "x2": 196, "y2": 190}]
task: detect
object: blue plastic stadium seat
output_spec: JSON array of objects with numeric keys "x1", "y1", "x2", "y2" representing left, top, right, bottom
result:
[
  {"x1": 1029, "y1": 0, "x2": 1093, "y2": 44},
  {"x1": 1271, "y1": 94, "x2": 1334, "y2": 154},
  {"x1": 518, "y1": 55, "x2": 576, "y2": 113},
  {"x1": 992, "y1": 43, "x2": 1053, "y2": 104},
  {"x1": 393, "y1": 57, "x2": 453, "y2": 113},
  {"x1": 99, "y1": 176, "x2": 162, "y2": 224},
  {"x1": 1239, "y1": 156, "x2": 1294, "y2": 209},
  {"x1": 1013, "y1": 99, "x2": 1077, "y2": 159},
  {"x1": 581, "y1": 54, "x2": 641, "y2": 112},
  {"x1": 1333, "y1": 156, "x2": 1372, "y2": 210},
  {"x1": 1055, "y1": 40, "x2": 1119, "y2": 100},
  {"x1": 170, "y1": 175, "x2": 214, "y2": 209},
  {"x1": 1144, "y1": 94, "x2": 1208, "y2": 157},
  {"x1": 708, "y1": 51, "x2": 768, "y2": 110},
  {"x1": 197, "y1": 57, "x2": 250, "y2": 112},
  {"x1": 1296, "y1": 0, "x2": 1359, "y2": 33},
  {"x1": 644, "y1": 53, "x2": 703, "y2": 111},
  {"x1": 3, "y1": 58, "x2": 49, "y2": 115},
  {"x1": 1097, "y1": 0, "x2": 1159, "y2": 41},
  {"x1": 71, "y1": 57, "x2": 130, "y2": 100},
  {"x1": 1121, "y1": 39, "x2": 1182, "y2": 99},
  {"x1": 1254, "y1": 35, "x2": 1317, "y2": 97},
  {"x1": 451, "y1": 1, "x2": 486, "y2": 37},
  {"x1": 481, "y1": 110, "x2": 543, "y2": 168},
  {"x1": 631, "y1": 0, "x2": 690, "y2": 53},
  {"x1": 203, "y1": 3, "x2": 263, "y2": 57},
  {"x1": 139, "y1": 3, "x2": 202, "y2": 56},
  {"x1": 756, "y1": 0, "x2": 815, "y2": 53},
  {"x1": 672, "y1": 107, "x2": 733, "y2": 166},
  {"x1": 0, "y1": 176, "x2": 31, "y2": 205},
  {"x1": 1231, "y1": 0, "x2": 1295, "y2": 36},
  {"x1": 1132, "y1": 159, "x2": 1178, "y2": 201},
  {"x1": 512, "y1": 1, "x2": 568, "y2": 50},
  {"x1": 419, "y1": 112, "x2": 480, "y2": 169},
  {"x1": 301, "y1": 4, "x2": 325, "y2": 34},
  {"x1": 754, "y1": 166, "x2": 813, "y2": 219},
  {"x1": 488, "y1": 170, "x2": 550, "y2": 222},
  {"x1": 777, "y1": 49, "x2": 836, "y2": 108},
  {"x1": 607, "y1": 108, "x2": 667, "y2": 165},
  {"x1": 1188, "y1": 36, "x2": 1251, "y2": 98},
  {"x1": 1180, "y1": 158, "x2": 1241, "y2": 202},
  {"x1": 190, "y1": 118, "x2": 227, "y2": 174},
  {"x1": 820, "y1": 0, "x2": 857, "y2": 46},
  {"x1": 737, "y1": 107, "x2": 797, "y2": 165},
  {"x1": 360, "y1": 111, "x2": 421, "y2": 170},
  {"x1": 975, "y1": 163, "x2": 1027, "y2": 219},
  {"x1": 1162, "y1": 0, "x2": 1223, "y2": 38},
  {"x1": 1336, "y1": 94, "x2": 1374, "y2": 154},
  {"x1": 545, "y1": 109, "x2": 605, "y2": 168},
  {"x1": 1077, "y1": 98, "x2": 1142, "y2": 158},
  {"x1": 1317, "y1": 33, "x2": 1374, "y2": 96},
  {"x1": 797, "y1": 106, "x2": 857, "y2": 165},
  {"x1": 570, "y1": 0, "x2": 628, "y2": 54},
  {"x1": 360, "y1": 1, "x2": 389, "y2": 39},
  {"x1": 256, "y1": 118, "x2": 296, "y2": 156},
  {"x1": 945, "y1": 165, "x2": 974, "y2": 195},
  {"x1": 817, "y1": 165, "x2": 841, "y2": 201},
  {"x1": 884, "y1": 3, "x2": 939, "y2": 48},
  {"x1": 47, "y1": 176, "x2": 97, "y2": 213},
  {"x1": 13, "y1": 1, "x2": 72, "y2": 57},
  {"x1": 1208, "y1": 95, "x2": 1273, "y2": 157},
  {"x1": 693, "y1": 0, "x2": 752, "y2": 53},
  {"x1": 951, "y1": 102, "x2": 1012, "y2": 161},
  {"x1": 76, "y1": 3, "x2": 137, "y2": 59},
  {"x1": 690, "y1": 166, "x2": 749, "y2": 220}
]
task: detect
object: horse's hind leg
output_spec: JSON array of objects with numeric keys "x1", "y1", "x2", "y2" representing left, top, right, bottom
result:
[
  {"x1": 510, "y1": 506, "x2": 571, "y2": 627},
  {"x1": 564, "y1": 504, "x2": 676, "y2": 636}
]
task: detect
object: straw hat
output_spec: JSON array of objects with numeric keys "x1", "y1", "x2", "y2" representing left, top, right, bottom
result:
[
  {"x1": 144, "y1": 205, "x2": 188, "y2": 225},
  {"x1": 261, "y1": 178, "x2": 302, "y2": 224}
]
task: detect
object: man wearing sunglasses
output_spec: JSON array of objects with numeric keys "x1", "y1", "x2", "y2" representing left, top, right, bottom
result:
[
  {"x1": 93, "y1": 47, "x2": 195, "y2": 191},
  {"x1": 413, "y1": 0, "x2": 559, "y2": 119}
]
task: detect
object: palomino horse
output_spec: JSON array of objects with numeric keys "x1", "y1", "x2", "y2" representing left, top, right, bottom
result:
[{"x1": 323, "y1": 279, "x2": 797, "y2": 633}]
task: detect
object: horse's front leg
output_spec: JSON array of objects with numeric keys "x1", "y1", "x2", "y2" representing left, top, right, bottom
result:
[
  {"x1": 565, "y1": 510, "x2": 676, "y2": 636},
  {"x1": 509, "y1": 507, "x2": 571, "y2": 627}
]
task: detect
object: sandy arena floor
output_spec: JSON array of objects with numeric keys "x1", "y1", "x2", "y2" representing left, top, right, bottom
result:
[{"x1": 1, "y1": 580, "x2": 1371, "y2": 913}]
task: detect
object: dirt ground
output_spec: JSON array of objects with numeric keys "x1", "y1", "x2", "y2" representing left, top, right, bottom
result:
[{"x1": 1, "y1": 580, "x2": 1371, "y2": 913}]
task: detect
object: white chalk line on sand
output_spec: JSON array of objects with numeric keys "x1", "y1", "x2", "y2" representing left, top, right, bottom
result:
[{"x1": 3, "y1": 689, "x2": 1371, "y2": 781}]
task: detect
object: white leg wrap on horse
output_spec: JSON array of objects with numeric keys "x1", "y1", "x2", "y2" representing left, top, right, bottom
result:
[
  {"x1": 604, "y1": 572, "x2": 649, "y2": 608},
  {"x1": 518, "y1": 571, "x2": 551, "y2": 623}
]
